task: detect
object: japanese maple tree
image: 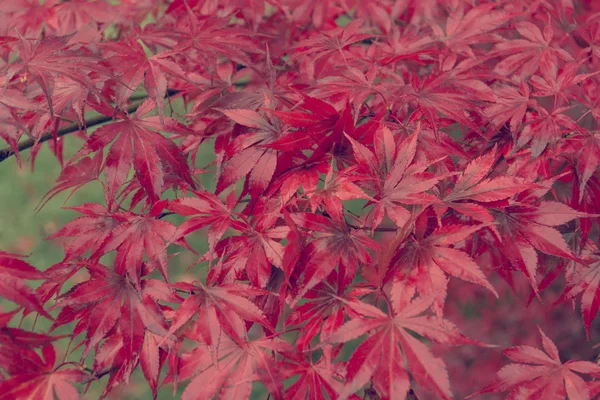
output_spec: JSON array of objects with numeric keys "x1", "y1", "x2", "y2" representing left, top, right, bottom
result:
[{"x1": 2, "y1": 0, "x2": 600, "y2": 399}]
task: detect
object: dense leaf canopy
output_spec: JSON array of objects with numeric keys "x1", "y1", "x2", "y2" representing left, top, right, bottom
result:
[{"x1": 1, "y1": 0, "x2": 600, "y2": 399}]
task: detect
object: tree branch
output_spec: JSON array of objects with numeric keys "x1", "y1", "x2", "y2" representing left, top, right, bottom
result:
[
  {"x1": 158, "y1": 211, "x2": 176, "y2": 219},
  {"x1": 83, "y1": 366, "x2": 119, "y2": 380},
  {"x1": 0, "y1": 89, "x2": 181, "y2": 163}
]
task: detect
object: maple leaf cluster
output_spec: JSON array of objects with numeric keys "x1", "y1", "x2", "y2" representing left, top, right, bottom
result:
[{"x1": 2, "y1": 0, "x2": 600, "y2": 399}]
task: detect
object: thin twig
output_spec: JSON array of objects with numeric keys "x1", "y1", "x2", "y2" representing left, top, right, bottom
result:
[
  {"x1": 158, "y1": 211, "x2": 177, "y2": 219},
  {"x1": 83, "y1": 366, "x2": 118, "y2": 380},
  {"x1": 347, "y1": 223, "x2": 398, "y2": 232},
  {"x1": 0, "y1": 89, "x2": 181, "y2": 163}
]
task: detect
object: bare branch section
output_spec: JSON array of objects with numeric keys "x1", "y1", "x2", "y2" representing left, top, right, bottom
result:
[{"x1": 0, "y1": 89, "x2": 181, "y2": 163}]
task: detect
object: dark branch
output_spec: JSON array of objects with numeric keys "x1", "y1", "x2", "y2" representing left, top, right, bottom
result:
[
  {"x1": 158, "y1": 211, "x2": 176, "y2": 219},
  {"x1": 348, "y1": 223, "x2": 398, "y2": 232},
  {"x1": 85, "y1": 366, "x2": 118, "y2": 380},
  {"x1": 0, "y1": 89, "x2": 181, "y2": 163}
]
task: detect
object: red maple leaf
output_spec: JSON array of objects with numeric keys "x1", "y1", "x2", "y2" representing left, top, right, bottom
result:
[
  {"x1": 310, "y1": 66, "x2": 386, "y2": 110},
  {"x1": 289, "y1": 19, "x2": 373, "y2": 65},
  {"x1": 0, "y1": 251, "x2": 50, "y2": 320},
  {"x1": 37, "y1": 152, "x2": 103, "y2": 211},
  {"x1": 46, "y1": 0, "x2": 116, "y2": 35},
  {"x1": 215, "y1": 108, "x2": 283, "y2": 195},
  {"x1": 167, "y1": 190, "x2": 236, "y2": 251},
  {"x1": 266, "y1": 94, "x2": 354, "y2": 160},
  {"x1": 529, "y1": 62, "x2": 600, "y2": 104},
  {"x1": 304, "y1": 163, "x2": 371, "y2": 222},
  {"x1": 209, "y1": 214, "x2": 288, "y2": 288},
  {"x1": 289, "y1": 212, "x2": 380, "y2": 302},
  {"x1": 163, "y1": 281, "x2": 272, "y2": 348},
  {"x1": 108, "y1": 38, "x2": 187, "y2": 122},
  {"x1": 484, "y1": 80, "x2": 532, "y2": 133},
  {"x1": 283, "y1": 345, "x2": 346, "y2": 399},
  {"x1": 345, "y1": 123, "x2": 448, "y2": 231},
  {"x1": 491, "y1": 195, "x2": 591, "y2": 294},
  {"x1": 326, "y1": 295, "x2": 477, "y2": 399},
  {"x1": 179, "y1": 332, "x2": 294, "y2": 400},
  {"x1": 474, "y1": 328, "x2": 600, "y2": 399},
  {"x1": 435, "y1": 148, "x2": 536, "y2": 223},
  {"x1": 76, "y1": 99, "x2": 194, "y2": 204},
  {"x1": 0, "y1": 344, "x2": 89, "y2": 400},
  {"x1": 0, "y1": 310, "x2": 59, "y2": 350},
  {"x1": 399, "y1": 72, "x2": 481, "y2": 134},
  {"x1": 429, "y1": 2, "x2": 512, "y2": 56},
  {"x1": 8, "y1": 33, "x2": 107, "y2": 118},
  {"x1": 168, "y1": 11, "x2": 260, "y2": 66},
  {"x1": 555, "y1": 241, "x2": 600, "y2": 338},
  {"x1": 50, "y1": 262, "x2": 169, "y2": 379},
  {"x1": 285, "y1": 273, "x2": 373, "y2": 351},
  {"x1": 391, "y1": 221, "x2": 497, "y2": 315},
  {"x1": 492, "y1": 17, "x2": 574, "y2": 77},
  {"x1": 49, "y1": 201, "x2": 181, "y2": 284}
]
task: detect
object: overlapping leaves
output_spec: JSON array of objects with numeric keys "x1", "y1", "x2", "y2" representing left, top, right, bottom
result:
[{"x1": 1, "y1": 1, "x2": 600, "y2": 400}]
